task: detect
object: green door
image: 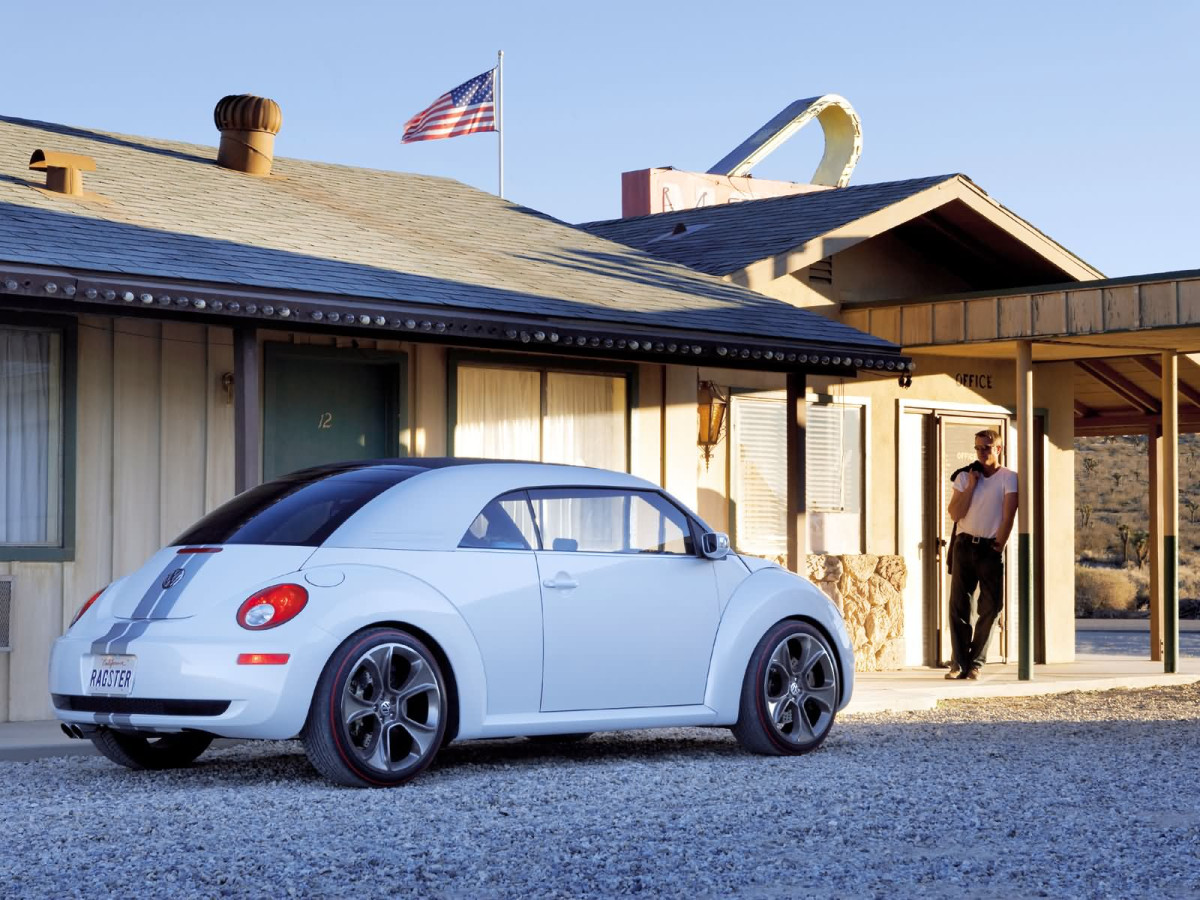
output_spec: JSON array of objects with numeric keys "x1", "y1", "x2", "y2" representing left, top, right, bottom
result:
[{"x1": 263, "y1": 345, "x2": 406, "y2": 481}]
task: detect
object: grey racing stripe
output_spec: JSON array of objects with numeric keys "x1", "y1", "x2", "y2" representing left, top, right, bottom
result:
[
  {"x1": 106, "y1": 620, "x2": 152, "y2": 655},
  {"x1": 130, "y1": 552, "x2": 212, "y2": 619},
  {"x1": 143, "y1": 551, "x2": 216, "y2": 620},
  {"x1": 90, "y1": 622, "x2": 136, "y2": 655}
]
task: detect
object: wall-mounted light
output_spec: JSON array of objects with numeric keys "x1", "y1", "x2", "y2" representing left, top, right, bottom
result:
[{"x1": 697, "y1": 380, "x2": 729, "y2": 470}]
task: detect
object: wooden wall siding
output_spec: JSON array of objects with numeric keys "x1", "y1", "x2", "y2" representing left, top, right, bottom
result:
[
  {"x1": 1067, "y1": 289, "x2": 1102, "y2": 333},
  {"x1": 965, "y1": 298, "x2": 997, "y2": 341},
  {"x1": 1181, "y1": 280, "x2": 1200, "y2": 323},
  {"x1": 2, "y1": 318, "x2": 246, "y2": 721},
  {"x1": 901, "y1": 306, "x2": 931, "y2": 347},
  {"x1": 998, "y1": 295, "x2": 1032, "y2": 338},
  {"x1": 932, "y1": 303, "x2": 963, "y2": 343},
  {"x1": 113, "y1": 319, "x2": 162, "y2": 578},
  {"x1": 854, "y1": 275, "x2": 1200, "y2": 347},
  {"x1": 1140, "y1": 282, "x2": 1177, "y2": 328},
  {"x1": 1103, "y1": 286, "x2": 1139, "y2": 332}
]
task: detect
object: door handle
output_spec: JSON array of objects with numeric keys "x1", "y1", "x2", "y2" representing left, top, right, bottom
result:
[{"x1": 542, "y1": 576, "x2": 579, "y2": 590}]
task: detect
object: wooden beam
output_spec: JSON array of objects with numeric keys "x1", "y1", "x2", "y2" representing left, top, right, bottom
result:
[
  {"x1": 1163, "y1": 353, "x2": 1180, "y2": 674},
  {"x1": 1133, "y1": 355, "x2": 1200, "y2": 408},
  {"x1": 1074, "y1": 399, "x2": 1095, "y2": 417},
  {"x1": 786, "y1": 373, "x2": 807, "y2": 574},
  {"x1": 1075, "y1": 359, "x2": 1160, "y2": 414},
  {"x1": 1016, "y1": 341, "x2": 1034, "y2": 681},
  {"x1": 233, "y1": 327, "x2": 261, "y2": 494},
  {"x1": 1074, "y1": 408, "x2": 1200, "y2": 434}
]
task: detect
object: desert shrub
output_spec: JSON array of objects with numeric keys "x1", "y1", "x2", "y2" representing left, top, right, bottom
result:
[
  {"x1": 1075, "y1": 565, "x2": 1138, "y2": 617},
  {"x1": 1076, "y1": 527, "x2": 1113, "y2": 562}
]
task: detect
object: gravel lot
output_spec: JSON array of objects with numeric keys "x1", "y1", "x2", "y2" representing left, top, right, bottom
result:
[{"x1": 3, "y1": 684, "x2": 1199, "y2": 899}]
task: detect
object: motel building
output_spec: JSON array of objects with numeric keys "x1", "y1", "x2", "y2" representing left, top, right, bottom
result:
[{"x1": 0, "y1": 94, "x2": 1193, "y2": 721}]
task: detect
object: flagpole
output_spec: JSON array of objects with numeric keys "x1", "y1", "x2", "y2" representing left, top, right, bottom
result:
[{"x1": 497, "y1": 49, "x2": 504, "y2": 199}]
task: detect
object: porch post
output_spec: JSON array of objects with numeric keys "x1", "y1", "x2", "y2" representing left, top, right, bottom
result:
[
  {"x1": 1147, "y1": 426, "x2": 1164, "y2": 661},
  {"x1": 1162, "y1": 352, "x2": 1179, "y2": 673},
  {"x1": 233, "y1": 327, "x2": 261, "y2": 494},
  {"x1": 786, "y1": 373, "x2": 807, "y2": 573},
  {"x1": 1016, "y1": 341, "x2": 1034, "y2": 681}
]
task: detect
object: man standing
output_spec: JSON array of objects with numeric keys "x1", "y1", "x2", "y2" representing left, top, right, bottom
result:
[{"x1": 946, "y1": 428, "x2": 1018, "y2": 680}]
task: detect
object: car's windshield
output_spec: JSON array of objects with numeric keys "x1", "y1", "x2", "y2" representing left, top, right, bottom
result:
[{"x1": 174, "y1": 465, "x2": 422, "y2": 547}]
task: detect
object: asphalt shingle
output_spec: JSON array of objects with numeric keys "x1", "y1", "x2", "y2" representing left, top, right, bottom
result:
[
  {"x1": 580, "y1": 175, "x2": 958, "y2": 276},
  {"x1": 0, "y1": 115, "x2": 897, "y2": 352}
]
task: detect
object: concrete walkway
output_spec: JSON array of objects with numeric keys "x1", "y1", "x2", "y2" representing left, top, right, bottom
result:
[{"x1": 845, "y1": 655, "x2": 1200, "y2": 715}]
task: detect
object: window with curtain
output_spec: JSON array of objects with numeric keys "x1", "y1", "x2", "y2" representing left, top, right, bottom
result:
[
  {"x1": 0, "y1": 327, "x2": 62, "y2": 547},
  {"x1": 454, "y1": 364, "x2": 627, "y2": 470},
  {"x1": 729, "y1": 391, "x2": 864, "y2": 558}
]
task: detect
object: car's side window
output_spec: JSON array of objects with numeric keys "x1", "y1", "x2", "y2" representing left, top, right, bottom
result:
[
  {"x1": 528, "y1": 488, "x2": 695, "y2": 555},
  {"x1": 459, "y1": 491, "x2": 539, "y2": 550}
]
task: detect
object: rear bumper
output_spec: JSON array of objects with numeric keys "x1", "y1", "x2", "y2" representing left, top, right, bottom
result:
[{"x1": 49, "y1": 618, "x2": 336, "y2": 739}]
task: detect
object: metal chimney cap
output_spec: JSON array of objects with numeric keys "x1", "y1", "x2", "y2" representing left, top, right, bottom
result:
[
  {"x1": 29, "y1": 150, "x2": 96, "y2": 172},
  {"x1": 213, "y1": 95, "x2": 282, "y2": 135}
]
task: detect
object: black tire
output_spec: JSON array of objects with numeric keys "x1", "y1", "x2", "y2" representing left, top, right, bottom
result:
[
  {"x1": 525, "y1": 732, "x2": 593, "y2": 744},
  {"x1": 731, "y1": 619, "x2": 840, "y2": 756},
  {"x1": 90, "y1": 730, "x2": 213, "y2": 770},
  {"x1": 303, "y1": 627, "x2": 448, "y2": 788}
]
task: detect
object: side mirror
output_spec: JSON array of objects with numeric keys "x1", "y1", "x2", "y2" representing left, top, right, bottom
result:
[{"x1": 700, "y1": 531, "x2": 730, "y2": 560}]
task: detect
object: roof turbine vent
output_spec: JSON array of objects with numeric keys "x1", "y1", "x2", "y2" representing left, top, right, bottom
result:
[
  {"x1": 29, "y1": 150, "x2": 96, "y2": 196},
  {"x1": 214, "y1": 94, "x2": 282, "y2": 176}
]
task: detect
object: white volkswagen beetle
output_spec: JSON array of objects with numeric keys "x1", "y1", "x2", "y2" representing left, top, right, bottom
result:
[{"x1": 51, "y1": 460, "x2": 854, "y2": 787}]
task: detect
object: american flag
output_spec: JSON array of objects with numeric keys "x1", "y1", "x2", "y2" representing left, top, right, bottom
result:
[{"x1": 402, "y1": 69, "x2": 497, "y2": 143}]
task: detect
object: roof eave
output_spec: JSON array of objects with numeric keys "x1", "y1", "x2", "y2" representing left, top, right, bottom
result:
[
  {"x1": 0, "y1": 260, "x2": 911, "y2": 377},
  {"x1": 727, "y1": 175, "x2": 1103, "y2": 290}
]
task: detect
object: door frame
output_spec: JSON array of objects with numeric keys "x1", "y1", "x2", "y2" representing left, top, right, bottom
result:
[
  {"x1": 897, "y1": 399, "x2": 1021, "y2": 667},
  {"x1": 262, "y1": 342, "x2": 408, "y2": 480}
]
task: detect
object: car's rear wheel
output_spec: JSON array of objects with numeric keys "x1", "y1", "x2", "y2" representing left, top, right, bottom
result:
[
  {"x1": 303, "y1": 627, "x2": 448, "y2": 787},
  {"x1": 731, "y1": 620, "x2": 840, "y2": 756},
  {"x1": 90, "y1": 730, "x2": 213, "y2": 770}
]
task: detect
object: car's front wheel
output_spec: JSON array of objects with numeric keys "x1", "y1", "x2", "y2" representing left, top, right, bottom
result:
[
  {"x1": 303, "y1": 627, "x2": 448, "y2": 787},
  {"x1": 731, "y1": 620, "x2": 840, "y2": 755},
  {"x1": 90, "y1": 729, "x2": 213, "y2": 770}
]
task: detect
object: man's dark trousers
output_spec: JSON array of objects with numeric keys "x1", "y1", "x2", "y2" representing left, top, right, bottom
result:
[{"x1": 948, "y1": 533, "x2": 1004, "y2": 670}]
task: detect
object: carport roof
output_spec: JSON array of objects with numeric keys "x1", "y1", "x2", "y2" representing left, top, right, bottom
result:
[{"x1": 0, "y1": 115, "x2": 905, "y2": 369}]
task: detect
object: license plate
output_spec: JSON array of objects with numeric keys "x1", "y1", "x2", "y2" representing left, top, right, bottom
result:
[{"x1": 87, "y1": 655, "x2": 136, "y2": 695}]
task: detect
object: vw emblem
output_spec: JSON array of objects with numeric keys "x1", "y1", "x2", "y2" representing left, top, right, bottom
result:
[{"x1": 161, "y1": 568, "x2": 185, "y2": 590}]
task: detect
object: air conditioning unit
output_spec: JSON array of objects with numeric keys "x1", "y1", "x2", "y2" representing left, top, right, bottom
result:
[{"x1": 0, "y1": 576, "x2": 11, "y2": 651}]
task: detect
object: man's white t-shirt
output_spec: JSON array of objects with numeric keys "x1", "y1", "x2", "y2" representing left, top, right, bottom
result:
[{"x1": 952, "y1": 465, "x2": 1018, "y2": 540}]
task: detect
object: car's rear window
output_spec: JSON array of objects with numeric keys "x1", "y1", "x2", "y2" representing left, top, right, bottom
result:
[{"x1": 174, "y1": 466, "x2": 420, "y2": 547}]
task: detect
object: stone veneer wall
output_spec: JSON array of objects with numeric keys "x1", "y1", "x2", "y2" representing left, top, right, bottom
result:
[{"x1": 806, "y1": 554, "x2": 906, "y2": 672}]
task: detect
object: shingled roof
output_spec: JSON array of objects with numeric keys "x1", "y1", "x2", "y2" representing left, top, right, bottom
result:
[
  {"x1": 581, "y1": 173, "x2": 1099, "y2": 287},
  {"x1": 580, "y1": 175, "x2": 959, "y2": 276},
  {"x1": 0, "y1": 115, "x2": 904, "y2": 365}
]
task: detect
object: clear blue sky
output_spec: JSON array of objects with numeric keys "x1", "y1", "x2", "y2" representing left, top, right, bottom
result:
[{"x1": 6, "y1": 1, "x2": 1197, "y2": 278}]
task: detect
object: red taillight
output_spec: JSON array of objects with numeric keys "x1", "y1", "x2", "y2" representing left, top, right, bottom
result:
[
  {"x1": 237, "y1": 653, "x2": 291, "y2": 665},
  {"x1": 71, "y1": 588, "x2": 106, "y2": 627},
  {"x1": 236, "y1": 584, "x2": 308, "y2": 630}
]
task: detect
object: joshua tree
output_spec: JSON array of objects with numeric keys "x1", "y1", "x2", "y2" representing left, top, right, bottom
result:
[
  {"x1": 1117, "y1": 523, "x2": 1132, "y2": 565},
  {"x1": 1079, "y1": 503, "x2": 1094, "y2": 529},
  {"x1": 1111, "y1": 471, "x2": 1124, "y2": 491},
  {"x1": 1133, "y1": 530, "x2": 1150, "y2": 568},
  {"x1": 1186, "y1": 495, "x2": 1199, "y2": 525},
  {"x1": 1083, "y1": 457, "x2": 1099, "y2": 478}
]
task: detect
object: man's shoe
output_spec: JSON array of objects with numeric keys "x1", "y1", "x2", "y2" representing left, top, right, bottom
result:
[
  {"x1": 944, "y1": 665, "x2": 962, "y2": 680},
  {"x1": 964, "y1": 667, "x2": 981, "y2": 680}
]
